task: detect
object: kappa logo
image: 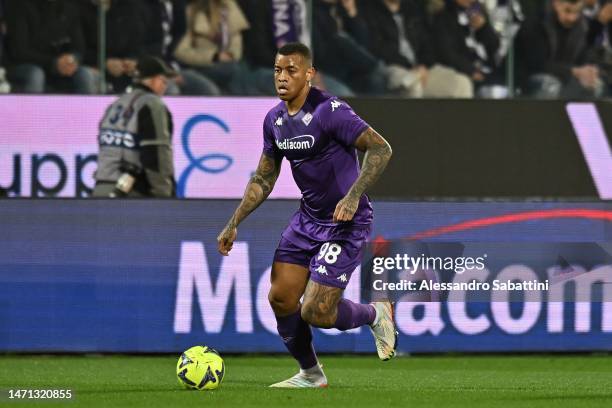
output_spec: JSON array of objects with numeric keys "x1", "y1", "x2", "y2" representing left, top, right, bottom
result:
[
  {"x1": 275, "y1": 117, "x2": 283, "y2": 126},
  {"x1": 302, "y1": 112, "x2": 313, "y2": 126},
  {"x1": 331, "y1": 100, "x2": 342, "y2": 112},
  {"x1": 337, "y1": 273, "x2": 347, "y2": 283},
  {"x1": 316, "y1": 265, "x2": 328, "y2": 275}
]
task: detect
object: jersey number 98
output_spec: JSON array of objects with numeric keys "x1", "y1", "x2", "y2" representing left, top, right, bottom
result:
[{"x1": 317, "y1": 243, "x2": 342, "y2": 264}]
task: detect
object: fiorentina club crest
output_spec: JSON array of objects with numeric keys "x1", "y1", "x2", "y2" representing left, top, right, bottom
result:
[{"x1": 302, "y1": 112, "x2": 313, "y2": 126}]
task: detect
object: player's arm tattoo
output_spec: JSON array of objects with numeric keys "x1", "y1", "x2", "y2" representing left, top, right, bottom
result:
[
  {"x1": 225, "y1": 153, "x2": 282, "y2": 230},
  {"x1": 334, "y1": 127, "x2": 392, "y2": 222},
  {"x1": 350, "y1": 127, "x2": 392, "y2": 199},
  {"x1": 301, "y1": 280, "x2": 343, "y2": 328}
]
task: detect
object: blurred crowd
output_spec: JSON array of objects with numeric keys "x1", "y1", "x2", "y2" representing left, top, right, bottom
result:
[{"x1": 0, "y1": 0, "x2": 610, "y2": 99}]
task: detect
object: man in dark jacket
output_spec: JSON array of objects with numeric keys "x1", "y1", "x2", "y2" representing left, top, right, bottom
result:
[
  {"x1": 583, "y1": 0, "x2": 612, "y2": 91},
  {"x1": 79, "y1": 0, "x2": 151, "y2": 93},
  {"x1": 433, "y1": 0, "x2": 501, "y2": 92},
  {"x1": 237, "y1": 0, "x2": 276, "y2": 69},
  {"x1": 362, "y1": 0, "x2": 473, "y2": 97},
  {"x1": 5, "y1": 0, "x2": 95, "y2": 94},
  {"x1": 312, "y1": 0, "x2": 387, "y2": 95},
  {"x1": 363, "y1": 0, "x2": 435, "y2": 71},
  {"x1": 517, "y1": 0, "x2": 602, "y2": 98}
]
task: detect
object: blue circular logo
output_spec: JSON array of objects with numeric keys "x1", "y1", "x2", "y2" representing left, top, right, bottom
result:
[{"x1": 177, "y1": 114, "x2": 233, "y2": 198}]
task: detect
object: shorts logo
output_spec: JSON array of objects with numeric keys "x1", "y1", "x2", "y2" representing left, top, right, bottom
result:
[
  {"x1": 275, "y1": 135, "x2": 315, "y2": 150},
  {"x1": 316, "y1": 265, "x2": 328, "y2": 275},
  {"x1": 302, "y1": 112, "x2": 313, "y2": 126},
  {"x1": 337, "y1": 273, "x2": 347, "y2": 283}
]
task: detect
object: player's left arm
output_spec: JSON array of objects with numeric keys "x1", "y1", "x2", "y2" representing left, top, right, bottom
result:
[{"x1": 333, "y1": 127, "x2": 392, "y2": 222}]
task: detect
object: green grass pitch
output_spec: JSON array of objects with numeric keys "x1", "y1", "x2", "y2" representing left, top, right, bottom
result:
[{"x1": 0, "y1": 355, "x2": 611, "y2": 407}]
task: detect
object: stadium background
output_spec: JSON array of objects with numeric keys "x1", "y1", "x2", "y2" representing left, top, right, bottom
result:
[
  {"x1": 0, "y1": 1, "x2": 612, "y2": 406},
  {"x1": 0, "y1": 96, "x2": 611, "y2": 355}
]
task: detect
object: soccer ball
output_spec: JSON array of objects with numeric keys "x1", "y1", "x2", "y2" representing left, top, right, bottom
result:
[{"x1": 176, "y1": 346, "x2": 226, "y2": 390}]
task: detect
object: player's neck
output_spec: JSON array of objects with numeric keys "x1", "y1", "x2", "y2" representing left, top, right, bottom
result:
[{"x1": 285, "y1": 85, "x2": 311, "y2": 116}]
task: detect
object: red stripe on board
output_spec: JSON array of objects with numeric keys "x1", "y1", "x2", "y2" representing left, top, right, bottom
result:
[{"x1": 408, "y1": 209, "x2": 612, "y2": 240}]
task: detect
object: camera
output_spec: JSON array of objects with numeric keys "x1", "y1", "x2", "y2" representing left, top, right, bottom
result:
[{"x1": 109, "y1": 163, "x2": 141, "y2": 198}]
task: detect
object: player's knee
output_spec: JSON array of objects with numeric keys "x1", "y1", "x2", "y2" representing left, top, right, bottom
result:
[{"x1": 268, "y1": 290, "x2": 297, "y2": 315}]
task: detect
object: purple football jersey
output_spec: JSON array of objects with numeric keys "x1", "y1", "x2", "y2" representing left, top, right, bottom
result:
[{"x1": 263, "y1": 87, "x2": 373, "y2": 225}]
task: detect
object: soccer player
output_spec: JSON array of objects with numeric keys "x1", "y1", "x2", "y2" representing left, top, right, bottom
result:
[{"x1": 217, "y1": 43, "x2": 396, "y2": 388}]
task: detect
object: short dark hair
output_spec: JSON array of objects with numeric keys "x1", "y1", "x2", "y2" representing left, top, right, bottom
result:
[{"x1": 277, "y1": 42, "x2": 312, "y2": 65}]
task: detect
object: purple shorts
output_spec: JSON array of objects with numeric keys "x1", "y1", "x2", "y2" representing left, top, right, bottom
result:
[{"x1": 273, "y1": 211, "x2": 371, "y2": 289}]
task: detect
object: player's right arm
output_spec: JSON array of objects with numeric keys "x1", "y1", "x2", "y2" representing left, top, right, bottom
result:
[{"x1": 217, "y1": 152, "x2": 282, "y2": 255}]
